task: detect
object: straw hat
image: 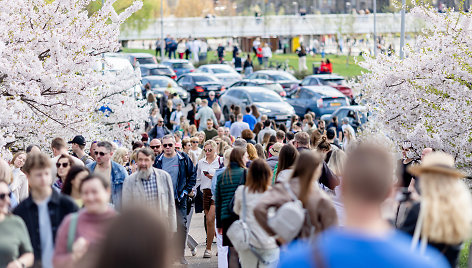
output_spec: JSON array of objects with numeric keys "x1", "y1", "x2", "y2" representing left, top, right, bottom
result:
[
  {"x1": 408, "y1": 152, "x2": 465, "y2": 178},
  {"x1": 269, "y1": 142, "x2": 283, "y2": 157}
]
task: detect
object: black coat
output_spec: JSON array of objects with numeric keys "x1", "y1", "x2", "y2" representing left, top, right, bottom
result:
[{"x1": 13, "y1": 190, "x2": 78, "y2": 267}]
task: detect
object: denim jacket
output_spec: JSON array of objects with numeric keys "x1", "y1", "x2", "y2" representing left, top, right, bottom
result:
[
  {"x1": 86, "y1": 161, "x2": 128, "y2": 210},
  {"x1": 154, "y1": 151, "x2": 196, "y2": 202}
]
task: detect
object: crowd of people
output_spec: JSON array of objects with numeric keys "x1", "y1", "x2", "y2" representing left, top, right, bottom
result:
[{"x1": 1, "y1": 92, "x2": 471, "y2": 268}]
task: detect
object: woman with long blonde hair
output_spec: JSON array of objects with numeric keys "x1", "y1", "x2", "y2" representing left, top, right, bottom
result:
[
  {"x1": 400, "y1": 152, "x2": 472, "y2": 267},
  {"x1": 327, "y1": 149, "x2": 347, "y2": 225}
]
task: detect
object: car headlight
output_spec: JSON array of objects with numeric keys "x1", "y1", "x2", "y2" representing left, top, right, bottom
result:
[{"x1": 259, "y1": 107, "x2": 271, "y2": 113}]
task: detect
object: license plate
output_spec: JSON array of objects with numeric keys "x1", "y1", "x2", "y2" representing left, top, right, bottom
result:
[
  {"x1": 330, "y1": 102, "x2": 341, "y2": 107},
  {"x1": 276, "y1": 115, "x2": 287, "y2": 120}
]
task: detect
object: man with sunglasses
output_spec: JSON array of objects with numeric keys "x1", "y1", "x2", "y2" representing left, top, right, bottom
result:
[
  {"x1": 149, "y1": 139, "x2": 163, "y2": 156},
  {"x1": 86, "y1": 141, "x2": 128, "y2": 210},
  {"x1": 148, "y1": 116, "x2": 171, "y2": 140},
  {"x1": 154, "y1": 135, "x2": 196, "y2": 265},
  {"x1": 14, "y1": 153, "x2": 78, "y2": 268}
]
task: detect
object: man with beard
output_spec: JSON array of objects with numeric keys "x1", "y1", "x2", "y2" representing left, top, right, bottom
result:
[{"x1": 122, "y1": 147, "x2": 176, "y2": 233}]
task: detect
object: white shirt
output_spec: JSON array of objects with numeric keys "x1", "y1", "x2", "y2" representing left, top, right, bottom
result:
[
  {"x1": 262, "y1": 46, "x2": 272, "y2": 58},
  {"x1": 196, "y1": 156, "x2": 221, "y2": 190},
  {"x1": 190, "y1": 148, "x2": 202, "y2": 162},
  {"x1": 230, "y1": 121, "x2": 250, "y2": 138}
]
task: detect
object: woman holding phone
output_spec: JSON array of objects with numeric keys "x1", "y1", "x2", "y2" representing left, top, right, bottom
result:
[{"x1": 196, "y1": 140, "x2": 222, "y2": 258}]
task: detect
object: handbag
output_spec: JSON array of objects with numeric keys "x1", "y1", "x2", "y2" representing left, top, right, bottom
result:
[
  {"x1": 227, "y1": 187, "x2": 270, "y2": 265},
  {"x1": 267, "y1": 182, "x2": 306, "y2": 243}
]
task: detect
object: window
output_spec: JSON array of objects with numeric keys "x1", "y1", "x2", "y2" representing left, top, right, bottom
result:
[
  {"x1": 248, "y1": 91, "x2": 281, "y2": 102},
  {"x1": 301, "y1": 78, "x2": 312, "y2": 86},
  {"x1": 300, "y1": 89, "x2": 313, "y2": 99},
  {"x1": 148, "y1": 78, "x2": 177, "y2": 88},
  {"x1": 136, "y1": 57, "x2": 156, "y2": 65},
  {"x1": 193, "y1": 76, "x2": 219, "y2": 82}
]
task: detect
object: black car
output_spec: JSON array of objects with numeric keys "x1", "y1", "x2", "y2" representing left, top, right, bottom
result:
[
  {"x1": 246, "y1": 70, "x2": 300, "y2": 92},
  {"x1": 139, "y1": 64, "x2": 177, "y2": 79},
  {"x1": 177, "y1": 73, "x2": 225, "y2": 101}
]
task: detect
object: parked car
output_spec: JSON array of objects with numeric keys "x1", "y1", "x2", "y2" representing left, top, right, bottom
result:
[
  {"x1": 219, "y1": 86, "x2": 295, "y2": 124},
  {"x1": 176, "y1": 73, "x2": 225, "y2": 101},
  {"x1": 286, "y1": 86, "x2": 350, "y2": 118},
  {"x1": 126, "y1": 53, "x2": 158, "y2": 68},
  {"x1": 320, "y1": 105, "x2": 368, "y2": 132},
  {"x1": 139, "y1": 64, "x2": 177, "y2": 79},
  {"x1": 229, "y1": 79, "x2": 286, "y2": 97},
  {"x1": 161, "y1": 59, "x2": 195, "y2": 77},
  {"x1": 196, "y1": 64, "x2": 242, "y2": 87},
  {"x1": 245, "y1": 70, "x2": 300, "y2": 92},
  {"x1": 141, "y1": 76, "x2": 189, "y2": 104},
  {"x1": 299, "y1": 74, "x2": 353, "y2": 100}
]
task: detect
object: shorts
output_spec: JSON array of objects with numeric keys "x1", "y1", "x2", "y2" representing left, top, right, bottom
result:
[{"x1": 203, "y1": 189, "x2": 214, "y2": 211}]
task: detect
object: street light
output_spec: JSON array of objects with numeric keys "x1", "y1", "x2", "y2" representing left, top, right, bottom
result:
[{"x1": 399, "y1": 0, "x2": 406, "y2": 59}]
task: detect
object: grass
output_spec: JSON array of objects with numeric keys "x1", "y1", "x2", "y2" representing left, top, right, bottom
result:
[
  {"x1": 121, "y1": 48, "x2": 366, "y2": 79},
  {"x1": 459, "y1": 240, "x2": 470, "y2": 268}
]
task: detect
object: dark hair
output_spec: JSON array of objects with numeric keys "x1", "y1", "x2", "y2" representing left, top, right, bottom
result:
[
  {"x1": 275, "y1": 144, "x2": 298, "y2": 178},
  {"x1": 295, "y1": 122, "x2": 302, "y2": 128},
  {"x1": 311, "y1": 130, "x2": 323, "y2": 148},
  {"x1": 246, "y1": 159, "x2": 272, "y2": 193},
  {"x1": 250, "y1": 105, "x2": 260, "y2": 119},
  {"x1": 241, "y1": 129, "x2": 254, "y2": 140},
  {"x1": 254, "y1": 144, "x2": 265, "y2": 159},
  {"x1": 290, "y1": 151, "x2": 324, "y2": 206},
  {"x1": 253, "y1": 122, "x2": 263, "y2": 135},
  {"x1": 57, "y1": 154, "x2": 76, "y2": 179},
  {"x1": 26, "y1": 145, "x2": 40, "y2": 153},
  {"x1": 97, "y1": 141, "x2": 114, "y2": 152},
  {"x1": 79, "y1": 174, "x2": 110, "y2": 192},
  {"x1": 137, "y1": 147, "x2": 156, "y2": 161},
  {"x1": 317, "y1": 136, "x2": 331, "y2": 152},
  {"x1": 62, "y1": 166, "x2": 90, "y2": 195},
  {"x1": 229, "y1": 147, "x2": 246, "y2": 169},
  {"x1": 229, "y1": 114, "x2": 235, "y2": 124},
  {"x1": 326, "y1": 59, "x2": 331, "y2": 64},
  {"x1": 278, "y1": 123, "x2": 287, "y2": 133},
  {"x1": 92, "y1": 208, "x2": 169, "y2": 268},
  {"x1": 132, "y1": 141, "x2": 144, "y2": 151},
  {"x1": 326, "y1": 128, "x2": 336, "y2": 140},
  {"x1": 331, "y1": 116, "x2": 338, "y2": 127},
  {"x1": 22, "y1": 152, "x2": 51, "y2": 174},
  {"x1": 263, "y1": 120, "x2": 271, "y2": 127},
  {"x1": 233, "y1": 105, "x2": 241, "y2": 117},
  {"x1": 245, "y1": 106, "x2": 251, "y2": 113},
  {"x1": 285, "y1": 132, "x2": 294, "y2": 141}
]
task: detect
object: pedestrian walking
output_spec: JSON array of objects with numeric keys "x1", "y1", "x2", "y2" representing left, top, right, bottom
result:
[
  {"x1": 243, "y1": 55, "x2": 253, "y2": 76},
  {"x1": 232, "y1": 159, "x2": 279, "y2": 267},
  {"x1": 262, "y1": 43, "x2": 272, "y2": 68},
  {"x1": 296, "y1": 44, "x2": 308, "y2": 71},
  {"x1": 53, "y1": 174, "x2": 117, "y2": 268},
  {"x1": 86, "y1": 141, "x2": 128, "y2": 210},
  {"x1": 69, "y1": 135, "x2": 94, "y2": 165},
  {"x1": 0, "y1": 180, "x2": 34, "y2": 268},
  {"x1": 215, "y1": 147, "x2": 248, "y2": 268},
  {"x1": 9, "y1": 151, "x2": 29, "y2": 202},
  {"x1": 61, "y1": 166, "x2": 90, "y2": 207},
  {"x1": 254, "y1": 151, "x2": 338, "y2": 244},
  {"x1": 195, "y1": 99, "x2": 218, "y2": 131},
  {"x1": 232, "y1": 52, "x2": 243, "y2": 73},
  {"x1": 230, "y1": 114, "x2": 250, "y2": 138},
  {"x1": 122, "y1": 148, "x2": 177, "y2": 232},
  {"x1": 273, "y1": 144, "x2": 298, "y2": 183},
  {"x1": 154, "y1": 135, "x2": 196, "y2": 265},
  {"x1": 14, "y1": 153, "x2": 79, "y2": 268},
  {"x1": 53, "y1": 154, "x2": 76, "y2": 192}
]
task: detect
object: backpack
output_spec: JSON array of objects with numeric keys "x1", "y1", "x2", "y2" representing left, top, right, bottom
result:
[{"x1": 267, "y1": 182, "x2": 306, "y2": 243}]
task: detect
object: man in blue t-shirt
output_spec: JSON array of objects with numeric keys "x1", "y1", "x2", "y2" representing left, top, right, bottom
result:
[
  {"x1": 279, "y1": 144, "x2": 449, "y2": 268},
  {"x1": 242, "y1": 106, "x2": 257, "y2": 130}
]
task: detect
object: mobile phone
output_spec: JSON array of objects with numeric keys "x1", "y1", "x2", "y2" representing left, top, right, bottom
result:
[{"x1": 203, "y1": 171, "x2": 209, "y2": 175}]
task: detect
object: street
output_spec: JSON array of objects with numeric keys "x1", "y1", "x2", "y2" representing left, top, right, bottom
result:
[{"x1": 182, "y1": 213, "x2": 218, "y2": 268}]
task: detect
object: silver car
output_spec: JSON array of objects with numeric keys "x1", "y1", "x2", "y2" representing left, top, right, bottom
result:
[
  {"x1": 197, "y1": 64, "x2": 242, "y2": 87},
  {"x1": 219, "y1": 86, "x2": 295, "y2": 123}
]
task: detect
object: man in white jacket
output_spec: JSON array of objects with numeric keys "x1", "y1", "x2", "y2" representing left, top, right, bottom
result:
[{"x1": 122, "y1": 147, "x2": 177, "y2": 233}]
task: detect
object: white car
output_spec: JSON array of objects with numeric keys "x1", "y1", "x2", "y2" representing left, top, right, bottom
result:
[{"x1": 197, "y1": 64, "x2": 242, "y2": 87}]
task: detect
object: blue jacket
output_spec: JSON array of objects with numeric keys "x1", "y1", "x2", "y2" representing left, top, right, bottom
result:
[
  {"x1": 86, "y1": 161, "x2": 128, "y2": 210},
  {"x1": 154, "y1": 151, "x2": 196, "y2": 201}
]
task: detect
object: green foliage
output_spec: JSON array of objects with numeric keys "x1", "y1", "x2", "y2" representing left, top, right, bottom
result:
[
  {"x1": 459, "y1": 240, "x2": 470, "y2": 268},
  {"x1": 87, "y1": 0, "x2": 165, "y2": 32}
]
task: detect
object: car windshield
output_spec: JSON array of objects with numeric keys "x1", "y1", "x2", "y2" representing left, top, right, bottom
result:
[
  {"x1": 172, "y1": 62, "x2": 194, "y2": 69},
  {"x1": 249, "y1": 91, "x2": 282, "y2": 102},
  {"x1": 147, "y1": 78, "x2": 177, "y2": 88},
  {"x1": 211, "y1": 68, "x2": 232, "y2": 74},
  {"x1": 194, "y1": 76, "x2": 219, "y2": 82},
  {"x1": 321, "y1": 78, "x2": 347, "y2": 86},
  {"x1": 271, "y1": 73, "x2": 297, "y2": 81},
  {"x1": 149, "y1": 68, "x2": 172, "y2": 75},
  {"x1": 137, "y1": 57, "x2": 156, "y2": 65},
  {"x1": 263, "y1": 83, "x2": 283, "y2": 93}
]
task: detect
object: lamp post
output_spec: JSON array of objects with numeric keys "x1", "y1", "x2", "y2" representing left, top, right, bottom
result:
[
  {"x1": 160, "y1": 0, "x2": 164, "y2": 60},
  {"x1": 373, "y1": 0, "x2": 377, "y2": 57},
  {"x1": 399, "y1": 0, "x2": 406, "y2": 59}
]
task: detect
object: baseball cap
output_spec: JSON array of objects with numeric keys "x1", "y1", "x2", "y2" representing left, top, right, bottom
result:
[{"x1": 68, "y1": 135, "x2": 86, "y2": 146}]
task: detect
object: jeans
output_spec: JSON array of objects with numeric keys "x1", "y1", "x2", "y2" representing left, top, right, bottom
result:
[
  {"x1": 175, "y1": 197, "x2": 188, "y2": 258},
  {"x1": 238, "y1": 247, "x2": 280, "y2": 268}
]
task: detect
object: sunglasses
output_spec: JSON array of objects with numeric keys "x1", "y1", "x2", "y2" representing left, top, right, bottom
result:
[
  {"x1": 150, "y1": 145, "x2": 161, "y2": 149},
  {"x1": 0, "y1": 193, "x2": 9, "y2": 200},
  {"x1": 56, "y1": 162, "x2": 69, "y2": 168},
  {"x1": 192, "y1": 141, "x2": 199, "y2": 144},
  {"x1": 205, "y1": 149, "x2": 213, "y2": 153},
  {"x1": 94, "y1": 151, "x2": 106, "y2": 156},
  {"x1": 163, "y1": 144, "x2": 173, "y2": 148},
  {"x1": 158, "y1": 121, "x2": 164, "y2": 123}
]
